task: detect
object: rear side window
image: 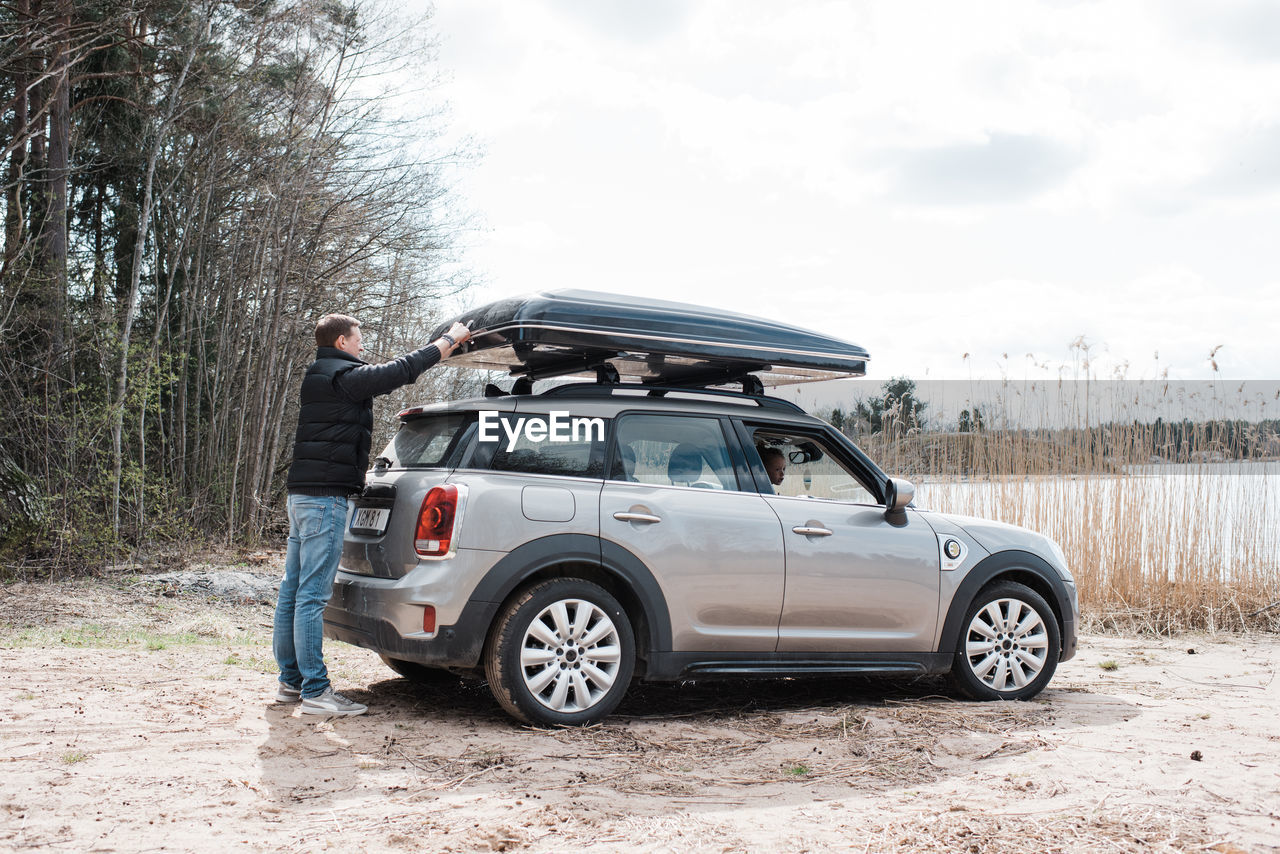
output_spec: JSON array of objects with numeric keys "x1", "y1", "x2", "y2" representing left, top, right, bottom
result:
[
  {"x1": 612, "y1": 414, "x2": 739, "y2": 491},
  {"x1": 475, "y1": 412, "x2": 607, "y2": 479},
  {"x1": 390, "y1": 413, "x2": 471, "y2": 467}
]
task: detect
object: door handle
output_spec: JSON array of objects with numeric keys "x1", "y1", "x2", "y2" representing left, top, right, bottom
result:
[
  {"x1": 792, "y1": 526, "x2": 832, "y2": 537},
  {"x1": 614, "y1": 511, "x2": 662, "y2": 524}
]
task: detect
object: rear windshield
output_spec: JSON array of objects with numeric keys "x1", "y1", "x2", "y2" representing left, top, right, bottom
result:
[{"x1": 389, "y1": 413, "x2": 471, "y2": 468}]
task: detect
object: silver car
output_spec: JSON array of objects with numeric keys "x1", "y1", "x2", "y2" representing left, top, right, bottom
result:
[{"x1": 324, "y1": 292, "x2": 1079, "y2": 725}]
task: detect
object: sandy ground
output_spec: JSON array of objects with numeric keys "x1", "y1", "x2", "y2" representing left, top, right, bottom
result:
[{"x1": 1, "y1": 570, "x2": 1278, "y2": 853}]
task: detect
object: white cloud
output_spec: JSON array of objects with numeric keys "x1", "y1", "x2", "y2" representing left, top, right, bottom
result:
[{"x1": 418, "y1": 0, "x2": 1280, "y2": 379}]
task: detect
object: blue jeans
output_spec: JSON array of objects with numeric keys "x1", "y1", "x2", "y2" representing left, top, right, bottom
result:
[{"x1": 274, "y1": 494, "x2": 348, "y2": 699}]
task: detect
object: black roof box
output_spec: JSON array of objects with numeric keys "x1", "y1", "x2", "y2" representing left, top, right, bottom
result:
[{"x1": 433, "y1": 289, "x2": 869, "y2": 388}]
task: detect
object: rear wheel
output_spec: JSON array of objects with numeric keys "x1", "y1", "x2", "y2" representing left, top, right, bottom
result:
[
  {"x1": 949, "y1": 581, "x2": 1060, "y2": 701},
  {"x1": 484, "y1": 578, "x2": 635, "y2": 726}
]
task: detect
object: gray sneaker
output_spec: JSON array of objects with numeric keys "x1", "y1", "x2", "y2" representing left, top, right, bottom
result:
[
  {"x1": 275, "y1": 683, "x2": 302, "y2": 703},
  {"x1": 300, "y1": 688, "x2": 368, "y2": 716}
]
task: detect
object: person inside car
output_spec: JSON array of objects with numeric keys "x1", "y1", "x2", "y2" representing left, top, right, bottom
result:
[{"x1": 759, "y1": 446, "x2": 787, "y2": 488}]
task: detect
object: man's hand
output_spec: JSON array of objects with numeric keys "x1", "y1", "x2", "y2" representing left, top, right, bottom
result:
[
  {"x1": 447, "y1": 322, "x2": 472, "y2": 345},
  {"x1": 434, "y1": 322, "x2": 472, "y2": 358}
]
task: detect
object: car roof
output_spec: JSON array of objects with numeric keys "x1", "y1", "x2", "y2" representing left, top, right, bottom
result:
[{"x1": 431, "y1": 289, "x2": 870, "y2": 388}]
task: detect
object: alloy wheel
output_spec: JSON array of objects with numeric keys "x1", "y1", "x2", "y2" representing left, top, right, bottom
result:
[
  {"x1": 519, "y1": 598, "x2": 623, "y2": 713},
  {"x1": 964, "y1": 597, "x2": 1050, "y2": 692}
]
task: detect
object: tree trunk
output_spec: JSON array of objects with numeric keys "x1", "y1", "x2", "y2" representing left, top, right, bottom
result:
[
  {"x1": 26, "y1": 0, "x2": 47, "y2": 263},
  {"x1": 41, "y1": 0, "x2": 71, "y2": 349},
  {"x1": 110, "y1": 21, "x2": 206, "y2": 537},
  {"x1": 2, "y1": 0, "x2": 30, "y2": 276}
]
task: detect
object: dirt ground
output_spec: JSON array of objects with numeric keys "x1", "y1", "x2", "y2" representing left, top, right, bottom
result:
[{"x1": 1, "y1": 565, "x2": 1278, "y2": 853}]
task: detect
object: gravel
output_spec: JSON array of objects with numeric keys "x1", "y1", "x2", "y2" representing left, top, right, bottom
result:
[{"x1": 140, "y1": 568, "x2": 280, "y2": 604}]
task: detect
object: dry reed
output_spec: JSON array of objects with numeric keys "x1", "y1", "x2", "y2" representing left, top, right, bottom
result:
[{"x1": 858, "y1": 386, "x2": 1280, "y2": 634}]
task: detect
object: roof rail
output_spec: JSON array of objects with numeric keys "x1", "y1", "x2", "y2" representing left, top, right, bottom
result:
[{"x1": 540, "y1": 382, "x2": 806, "y2": 414}]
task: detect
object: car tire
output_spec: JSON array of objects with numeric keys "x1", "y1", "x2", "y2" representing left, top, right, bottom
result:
[
  {"x1": 379, "y1": 655, "x2": 458, "y2": 685},
  {"x1": 484, "y1": 578, "x2": 635, "y2": 726},
  {"x1": 948, "y1": 580, "x2": 1061, "y2": 701}
]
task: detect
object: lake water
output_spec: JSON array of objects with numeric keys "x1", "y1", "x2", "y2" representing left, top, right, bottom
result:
[{"x1": 913, "y1": 461, "x2": 1280, "y2": 582}]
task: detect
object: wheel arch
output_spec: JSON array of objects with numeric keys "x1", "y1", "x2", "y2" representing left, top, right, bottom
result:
[
  {"x1": 940, "y1": 550, "x2": 1071, "y2": 658},
  {"x1": 468, "y1": 534, "x2": 672, "y2": 673}
]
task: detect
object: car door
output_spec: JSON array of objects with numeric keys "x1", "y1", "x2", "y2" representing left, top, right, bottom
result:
[
  {"x1": 743, "y1": 423, "x2": 940, "y2": 653},
  {"x1": 599, "y1": 413, "x2": 785, "y2": 652}
]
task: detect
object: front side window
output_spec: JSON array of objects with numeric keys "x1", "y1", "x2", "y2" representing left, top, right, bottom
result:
[
  {"x1": 611, "y1": 414, "x2": 739, "y2": 491},
  {"x1": 752, "y1": 429, "x2": 877, "y2": 504}
]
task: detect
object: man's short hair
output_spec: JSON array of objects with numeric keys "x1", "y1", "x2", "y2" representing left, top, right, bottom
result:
[{"x1": 315, "y1": 314, "x2": 360, "y2": 347}]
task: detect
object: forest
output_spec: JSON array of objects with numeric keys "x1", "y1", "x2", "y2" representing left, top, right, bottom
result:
[{"x1": 1, "y1": 0, "x2": 472, "y2": 571}]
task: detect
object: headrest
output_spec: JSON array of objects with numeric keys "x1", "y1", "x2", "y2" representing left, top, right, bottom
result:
[{"x1": 666, "y1": 443, "x2": 703, "y2": 484}]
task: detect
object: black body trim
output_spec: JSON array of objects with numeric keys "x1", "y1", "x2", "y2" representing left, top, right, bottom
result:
[
  {"x1": 940, "y1": 550, "x2": 1078, "y2": 662},
  {"x1": 466, "y1": 534, "x2": 603, "y2": 602},
  {"x1": 357, "y1": 483, "x2": 397, "y2": 506},
  {"x1": 646, "y1": 651, "x2": 951, "y2": 681}
]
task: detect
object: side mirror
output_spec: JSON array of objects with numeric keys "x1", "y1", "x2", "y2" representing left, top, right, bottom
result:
[{"x1": 883, "y1": 477, "x2": 914, "y2": 526}]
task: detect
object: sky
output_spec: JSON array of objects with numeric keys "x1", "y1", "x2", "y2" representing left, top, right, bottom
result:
[{"x1": 407, "y1": 0, "x2": 1280, "y2": 383}]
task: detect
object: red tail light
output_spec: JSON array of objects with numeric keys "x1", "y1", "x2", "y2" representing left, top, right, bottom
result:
[{"x1": 415, "y1": 484, "x2": 460, "y2": 557}]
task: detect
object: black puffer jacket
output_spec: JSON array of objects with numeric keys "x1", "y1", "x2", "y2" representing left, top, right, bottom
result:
[{"x1": 286, "y1": 344, "x2": 441, "y2": 496}]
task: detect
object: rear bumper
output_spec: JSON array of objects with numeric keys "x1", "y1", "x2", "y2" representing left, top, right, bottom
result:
[
  {"x1": 324, "y1": 599, "x2": 497, "y2": 669},
  {"x1": 324, "y1": 581, "x2": 499, "y2": 669},
  {"x1": 323, "y1": 547, "x2": 506, "y2": 669}
]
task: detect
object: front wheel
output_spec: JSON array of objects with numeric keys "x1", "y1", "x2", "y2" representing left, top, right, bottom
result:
[
  {"x1": 484, "y1": 579, "x2": 635, "y2": 726},
  {"x1": 948, "y1": 581, "x2": 1061, "y2": 701}
]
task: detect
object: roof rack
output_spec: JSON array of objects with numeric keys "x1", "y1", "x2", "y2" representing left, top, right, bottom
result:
[
  {"x1": 491, "y1": 356, "x2": 772, "y2": 397},
  {"x1": 540, "y1": 382, "x2": 805, "y2": 414}
]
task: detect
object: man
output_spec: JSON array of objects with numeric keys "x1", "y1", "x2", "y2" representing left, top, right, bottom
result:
[
  {"x1": 760, "y1": 446, "x2": 787, "y2": 488},
  {"x1": 274, "y1": 314, "x2": 471, "y2": 716}
]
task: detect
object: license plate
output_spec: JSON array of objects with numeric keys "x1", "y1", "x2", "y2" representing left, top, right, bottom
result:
[{"x1": 351, "y1": 506, "x2": 390, "y2": 535}]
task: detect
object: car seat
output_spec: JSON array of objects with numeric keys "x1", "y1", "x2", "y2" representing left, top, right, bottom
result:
[
  {"x1": 666, "y1": 443, "x2": 705, "y2": 486},
  {"x1": 614, "y1": 448, "x2": 640, "y2": 481}
]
